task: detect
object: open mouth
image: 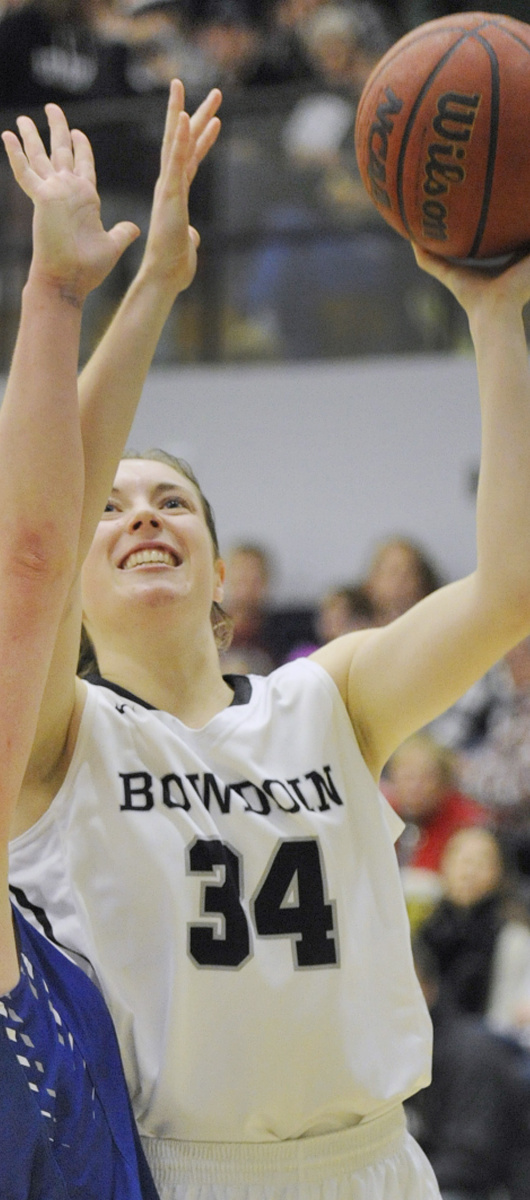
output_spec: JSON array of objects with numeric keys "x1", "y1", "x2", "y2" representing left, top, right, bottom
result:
[{"x1": 120, "y1": 548, "x2": 181, "y2": 570}]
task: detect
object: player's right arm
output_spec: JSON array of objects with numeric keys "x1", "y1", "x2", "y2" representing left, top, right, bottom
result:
[
  {"x1": 315, "y1": 249, "x2": 530, "y2": 779},
  {"x1": 19, "y1": 82, "x2": 221, "y2": 807},
  {"x1": 0, "y1": 104, "x2": 137, "y2": 985}
]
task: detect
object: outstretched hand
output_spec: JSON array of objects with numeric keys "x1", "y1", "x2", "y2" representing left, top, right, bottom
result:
[
  {"x1": 412, "y1": 240, "x2": 530, "y2": 318},
  {"x1": 2, "y1": 104, "x2": 140, "y2": 305},
  {"x1": 141, "y1": 79, "x2": 222, "y2": 293}
]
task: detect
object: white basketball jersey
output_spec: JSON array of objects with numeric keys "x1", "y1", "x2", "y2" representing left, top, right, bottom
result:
[{"x1": 9, "y1": 659, "x2": 432, "y2": 1141}]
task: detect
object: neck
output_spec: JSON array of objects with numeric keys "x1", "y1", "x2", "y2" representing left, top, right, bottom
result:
[{"x1": 92, "y1": 625, "x2": 232, "y2": 727}]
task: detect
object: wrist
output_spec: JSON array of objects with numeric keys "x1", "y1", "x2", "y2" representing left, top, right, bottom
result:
[
  {"x1": 25, "y1": 265, "x2": 87, "y2": 311},
  {"x1": 21, "y1": 273, "x2": 85, "y2": 334}
]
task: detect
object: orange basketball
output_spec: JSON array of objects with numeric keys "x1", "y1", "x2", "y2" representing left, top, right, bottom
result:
[{"x1": 354, "y1": 11, "x2": 530, "y2": 262}]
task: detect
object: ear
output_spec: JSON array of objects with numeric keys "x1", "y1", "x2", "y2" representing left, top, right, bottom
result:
[{"x1": 213, "y1": 557, "x2": 225, "y2": 604}]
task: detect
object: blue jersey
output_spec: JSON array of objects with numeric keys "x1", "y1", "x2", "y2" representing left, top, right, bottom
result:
[{"x1": 0, "y1": 907, "x2": 159, "y2": 1200}]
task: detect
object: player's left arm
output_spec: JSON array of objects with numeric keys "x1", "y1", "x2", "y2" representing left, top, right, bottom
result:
[
  {"x1": 314, "y1": 248, "x2": 530, "y2": 779},
  {"x1": 75, "y1": 80, "x2": 221, "y2": 568}
]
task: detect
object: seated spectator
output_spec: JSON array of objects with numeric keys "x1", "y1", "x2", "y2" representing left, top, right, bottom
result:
[
  {"x1": 457, "y1": 634, "x2": 530, "y2": 818},
  {"x1": 187, "y1": 0, "x2": 315, "y2": 89},
  {"x1": 384, "y1": 733, "x2": 485, "y2": 930},
  {"x1": 364, "y1": 534, "x2": 444, "y2": 624},
  {"x1": 424, "y1": 658, "x2": 509, "y2": 754},
  {"x1": 0, "y1": 0, "x2": 137, "y2": 109},
  {"x1": 407, "y1": 938, "x2": 530, "y2": 1200},
  {"x1": 317, "y1": 581, "x2": 376, "y2": 640},
  {"x1": 426, "y1": 634, "x2": 530, "y2": 882},
  {"x1": 287, "y1": 581, "x2": 376, "y2": 659},
  {"x1": 417, "y1": 826, "x2": 530, "y2": 1045},
  {"x1": 220, "y1": 541, "x2": 316, "y2": 673}
]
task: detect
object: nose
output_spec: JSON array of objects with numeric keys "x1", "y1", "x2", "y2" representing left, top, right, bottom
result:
[{"x1": 128, "y1": 509, "x2": 162, "y2": 533}]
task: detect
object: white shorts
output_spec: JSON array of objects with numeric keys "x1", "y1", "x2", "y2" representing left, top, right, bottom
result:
[{"x1": 141, "y1": 1105, "x2": 441, "y2": 1199}]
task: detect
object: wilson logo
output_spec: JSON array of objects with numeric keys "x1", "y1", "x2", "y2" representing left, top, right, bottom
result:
[{"x1": 421, "y1": 91, "x2": 481, "y2": 242}]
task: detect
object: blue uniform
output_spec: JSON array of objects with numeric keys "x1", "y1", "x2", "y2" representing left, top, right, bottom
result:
[{"x1": 0, "y1": 907, "x2": 159, "y2": 1200}]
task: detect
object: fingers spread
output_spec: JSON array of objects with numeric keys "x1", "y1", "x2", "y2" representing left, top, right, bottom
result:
[
  {"x1": 189, "y1": 116, "x2": 221, "y2": 181},
  {"x1": 160, "y1": 77, "x2": 185, "y2": 174},
  {"x1": 189, "y1": 87, "x2": 222, "y2": 141},
  {"x1": 71, "y1": 128, "x2": 97, "y2": 185},
  {"x1": 16, "y1": 115, "x2": 53, "y2": 179},
  {"x1": 46, "y1": 103, "x2": 74, "y2": 173},
  {"x1": 1, "y1": 130, "x2": 35, "y2": 193}
]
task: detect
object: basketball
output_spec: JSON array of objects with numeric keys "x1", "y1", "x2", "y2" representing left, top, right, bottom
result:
[{"x1": 354, "y1": 11, "x2": 530, "y2": 263}]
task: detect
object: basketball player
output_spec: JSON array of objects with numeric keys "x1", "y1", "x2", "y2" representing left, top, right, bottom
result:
[
  {"x1": 0, "y1": 103, "x2": 160, "y2": 1198},
  {"x1": 9, "y1": 83, "x2": 530, "y2": 1198}
]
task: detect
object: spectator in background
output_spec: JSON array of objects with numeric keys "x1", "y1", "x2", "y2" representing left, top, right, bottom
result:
[
  {"x1": 0, "y1": 0, "x2": 138, "y2": 109},
  {"x1": 417, "y1": 826, "x2": 530, "y2": 1046},
  {"x1": 407, "y1": 938, "x2": 530, "y2": 1200},
  {"x1": 287, "y1": 581, "x2": 376, "y2": 659},
  {"x1": 365, "y1": 534, "x2": 444, "y2": 624},
  {"x1": 383, "y1": 734, "x2": 485, "y2": 931},
  {"x1": 220, "y1": 541, "x2": 317, "y2": 673},
  {"x1": 428, "y1": 633, "x2": 530, "y2": 883},
  {"x1": 317, "y1": 581, "x2": 375, "y2": 640},
  {"x1": 188, "y1": 0, "x2": 318, "y2": 90}
]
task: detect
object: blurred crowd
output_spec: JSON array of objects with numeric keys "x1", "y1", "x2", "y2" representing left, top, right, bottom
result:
[
  {"x1": 0, "y1": 0, "x2": 525, "y2": 366},
  {"x1": 0, "y1": 0, "x2": 526, "y2": 106},
  {"x1": 1, "y1": 2, "x2": 530, "y2": 1196}
]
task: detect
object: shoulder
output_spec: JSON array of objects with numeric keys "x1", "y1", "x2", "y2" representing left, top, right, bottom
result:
[{"x1": 251, "y1": 657, "x2": 346, "y2": 711}]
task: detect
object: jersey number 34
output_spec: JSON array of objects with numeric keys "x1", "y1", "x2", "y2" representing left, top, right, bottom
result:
[{"x1": 187, "y1": 837, "x2": 339, "y2": 970}]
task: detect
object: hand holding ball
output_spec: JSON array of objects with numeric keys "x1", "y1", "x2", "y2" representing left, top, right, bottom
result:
[{"x1": 354, "y1": 12, "x2": 530, "y2": 264}]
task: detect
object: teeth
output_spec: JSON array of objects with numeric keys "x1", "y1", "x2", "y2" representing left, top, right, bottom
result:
[{"x1": 122, "y1": 549, "x2": 178, "y2": 569}]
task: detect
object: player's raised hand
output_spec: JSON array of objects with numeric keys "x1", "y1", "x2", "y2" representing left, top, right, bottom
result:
[
  {"x1": 141, "y1": 79, "x2": 222, "y2": 293},
  {"x1": 1, "y1": 104, "x2": 140, "y2": 304}
]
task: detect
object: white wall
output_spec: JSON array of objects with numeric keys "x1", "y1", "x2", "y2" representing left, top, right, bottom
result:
[
  {"x1": 1, "y1": 351, "x2": 482, "y2": 603},
  {"x1": 125, "y1": 352, "x2": 481, "y2": 602}
]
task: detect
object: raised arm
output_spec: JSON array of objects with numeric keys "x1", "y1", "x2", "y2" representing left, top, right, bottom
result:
[
  {"x1": 16, "y1": 82, "x2": 220, "y2": 798},
  {"x1": 77, "y1": 79, "x2": 222, "y2": 563},
  {"x1": 315, "y1": 249, "x2": 530, "y2": 779},
  {"x1": 0, "y1": 105, "x2": 138, "y2": 991}
]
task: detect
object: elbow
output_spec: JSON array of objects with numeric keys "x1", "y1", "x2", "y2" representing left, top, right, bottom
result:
[{"x1": 8, "y1": 520, "x2": 76, "y2": 587}]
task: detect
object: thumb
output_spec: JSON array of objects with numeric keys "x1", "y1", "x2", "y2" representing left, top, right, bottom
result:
[{"x1": 108, "y1": 220, "x2": 141, "y2": 261}]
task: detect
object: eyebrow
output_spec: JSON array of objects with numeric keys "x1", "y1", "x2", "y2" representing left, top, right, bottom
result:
[{"x1": 110, "y1": 481, "x2": 195, "y2": 499}]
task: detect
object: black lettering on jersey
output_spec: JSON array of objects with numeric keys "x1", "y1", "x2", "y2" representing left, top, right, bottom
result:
[
  {"x1": 187, "y1": 772, "x2": 231, "y2": 813},
  {"x1": 187, "y1": 837, "x2": 339, "y2": 970},
  {"x1": 187, "y1": 838, "x2": 251, "y2": 968},
  {"x1": 119, "y1": 771, "x2": 154, "y2": 810},
  {"x1": 262, "y1": 779, "x2": 299, "y2": 813},
  {"x1": 162, "y1": 774, "x2": 191, "y2": 810},
  {"x1": 252, "y1": 839, "x2": 339, "y2": 968},
  {"x1": 118, "y1": 764, "x2": 345, "y2": 816},
  {"x1": 304, "y1": 766, "x2": 344, "y2": 811},
  {"x1": 227, "y1": 781, "x2": 270, "y2": 815}
]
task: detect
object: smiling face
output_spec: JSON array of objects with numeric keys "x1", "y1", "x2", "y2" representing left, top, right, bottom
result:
[{"x1": 81, "y1": 458, "x2": 225, "y2": 652}]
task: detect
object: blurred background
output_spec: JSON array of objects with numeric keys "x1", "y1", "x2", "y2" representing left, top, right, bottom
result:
[{"x1": 2, "y1": 4, "x2": 530, "y2": 1195}]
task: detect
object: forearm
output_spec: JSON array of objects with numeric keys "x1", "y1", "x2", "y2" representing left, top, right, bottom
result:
[
  {"x1": 0, "y1": 275, "x2": 85, "y2": 563},
  {"x1": 77, "y1": 262, "x2": 179, "y2": 560},
  {"x1": 75, "y1": 81, "x2": 221, "y2": 565},
  {"x1": 469, "y1": 295, "x2": 530, "y2": 633}
]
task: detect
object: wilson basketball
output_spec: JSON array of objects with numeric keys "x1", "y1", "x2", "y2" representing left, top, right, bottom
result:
[{"x1": 354, "y1": 11, "x2": 530, "y2": 262}]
